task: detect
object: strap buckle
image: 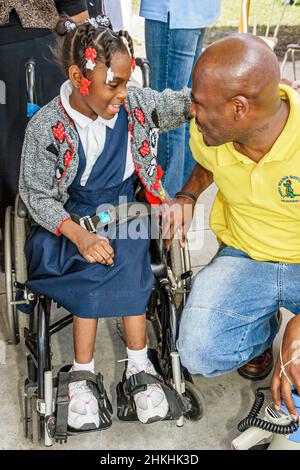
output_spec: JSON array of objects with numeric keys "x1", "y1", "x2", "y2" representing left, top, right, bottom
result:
[{"x1": 79, "y1": 215, "x2": 96, "y2": 233}]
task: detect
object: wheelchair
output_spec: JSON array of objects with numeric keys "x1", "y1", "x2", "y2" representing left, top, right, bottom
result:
[{"x1": 3, "y1": 58, "x2": 204, "y2": 447}]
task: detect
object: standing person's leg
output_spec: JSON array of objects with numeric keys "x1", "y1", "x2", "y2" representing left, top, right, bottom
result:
[
  {"x1": 33, "y1": 34, "x2": 66, "y2": 106},
  {"x1": 177, "y1": 247, "x2": 281, "y2": 376},
  {"x1": 123, "y1": 314, "x2": 169, "y2": 423},
  {"x1": 183, "y1": 28, "x2": 206, "y2": 185},
  {"x1": 144, "y1": 18, "x2": 170, "y2": 185},
  {"x1": 145, "y1": 19, "x2": 204, "y2": 196}
]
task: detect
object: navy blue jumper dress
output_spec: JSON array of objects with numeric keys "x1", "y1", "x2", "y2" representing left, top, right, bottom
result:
[{"x1": 25, "y1": 106, "x2": 154, "y2": 318}]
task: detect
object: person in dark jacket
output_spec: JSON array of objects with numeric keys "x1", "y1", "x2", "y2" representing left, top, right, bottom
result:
[{"x1": 0, "y1": 1, "x2": 88, "y2": 230}]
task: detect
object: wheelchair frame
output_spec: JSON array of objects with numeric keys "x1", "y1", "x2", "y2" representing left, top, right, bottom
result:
[{"x1": 3, "y1": 56, "x2": 204, "y2": 447}]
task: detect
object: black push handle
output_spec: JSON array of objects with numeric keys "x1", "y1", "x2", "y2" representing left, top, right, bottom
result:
[
  {"x1": 25, "y1": 58, "x2": 38, "y2": 104},
  {"x1": 135, "y1": 57, "x2": 150, "y2": 89}
]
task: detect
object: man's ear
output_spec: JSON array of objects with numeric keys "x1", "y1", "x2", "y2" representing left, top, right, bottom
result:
[
  {"x1": 68, "y1": 65, "x2": 83, "y2": 90},
  {"x1": 231, "y1": 95, "x2": 249, "y2": 121}
]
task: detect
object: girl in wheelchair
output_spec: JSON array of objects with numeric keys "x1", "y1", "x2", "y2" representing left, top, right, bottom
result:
[{"x1": 18, "y1": 14, "x2": 191, "y2": 432}]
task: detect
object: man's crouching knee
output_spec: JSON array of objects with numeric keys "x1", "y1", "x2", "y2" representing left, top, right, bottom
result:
[{"x1": 177, "y1": 335, "x2": 219, "y2": 377}]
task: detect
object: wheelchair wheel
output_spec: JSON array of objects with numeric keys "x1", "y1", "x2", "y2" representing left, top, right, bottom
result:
[
  {"x1": 14, "y1": 194, "x2": 28, "y2": 283},
  {"x1": 4, "y1": 205, "x2": 18, "y2": 344},
  {"x1": 183, "y1": 381, "x2": 205, "y2": 422},
  {"x1": 14, "y1": 195, "x2": 29, "y2": 343}
]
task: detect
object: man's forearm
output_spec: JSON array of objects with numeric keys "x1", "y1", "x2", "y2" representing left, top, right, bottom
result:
[{"x1": 181, "y1": 163, "x2": 213, "y2": 199}]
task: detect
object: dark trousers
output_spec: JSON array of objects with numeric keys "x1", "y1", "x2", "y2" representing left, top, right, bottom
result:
[{"x1": 0, "y1": 32, "x2": 65, "y2": 228}]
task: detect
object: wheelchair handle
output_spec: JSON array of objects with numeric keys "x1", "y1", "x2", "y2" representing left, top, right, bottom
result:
[
  {"x1": 135, "y1": 57, "x2": 150, "y2": 88},
  {"x1": 25, "y1": 58, "x2": 38, "y2": 104}
]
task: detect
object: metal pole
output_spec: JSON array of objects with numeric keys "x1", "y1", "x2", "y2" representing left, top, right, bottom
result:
[
  {"x1": 239, "y1": 0, "x2": 251, "y2": 33},
  {"x1": 44, "y1": 371, "x2": 53, "y2": 447},
  {"x1": 171, "y1": 352, "x2": 184, "y2": 427}
]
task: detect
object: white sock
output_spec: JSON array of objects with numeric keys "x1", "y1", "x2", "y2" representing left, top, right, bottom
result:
[
  {"x1": 126, "y1": 345, "x2": 148, "y2": 369},
  {"x1": 72, "y1": 358, "x2": 95, "y2": 374}
]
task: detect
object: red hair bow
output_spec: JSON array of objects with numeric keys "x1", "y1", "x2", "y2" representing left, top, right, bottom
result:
[
  {"x1": 79, "y1": 77, "x2": 92, "y2": 96},
  {"x1": 131, "y1": 56, "x2": 136, "y2": 72},
  {"x1": 85, "y1": 47, "x2": 97, "y2": 63}
]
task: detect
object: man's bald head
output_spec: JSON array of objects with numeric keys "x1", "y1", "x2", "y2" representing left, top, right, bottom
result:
[
  {"x1": 194, "y1": 33, "x2": 280, "y2": 102},
  {"x1": 190, "y1": 33, "x2": 283, "y2": 147}
]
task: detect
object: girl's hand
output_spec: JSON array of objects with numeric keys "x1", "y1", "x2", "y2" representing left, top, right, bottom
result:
[{"x1": 75, "y1": 231, "x2": 115, "y2": 266}]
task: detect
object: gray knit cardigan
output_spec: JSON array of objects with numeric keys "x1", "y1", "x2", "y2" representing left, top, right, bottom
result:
[{"x1": 19, "y1": 86, "x2": 191, "y2": 235}]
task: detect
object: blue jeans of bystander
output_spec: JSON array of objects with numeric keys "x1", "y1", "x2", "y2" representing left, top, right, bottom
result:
[{"x1": 145, "y1": 18, "x2": 205, "y2": 196}]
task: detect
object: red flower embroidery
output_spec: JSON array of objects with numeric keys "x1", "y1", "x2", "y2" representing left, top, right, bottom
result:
[
  {"x1": 64, "y1": 150, "x2": 73, "y2": 167},
  {"x1": 134, "y1": 108, "x2": 145, "y2": 126},
  {"x1": 51, "y1": 117, "x2": 75, "y2": 186},
  {"x1": 52, "y1": 121, "x2": 66, "y2": 143},
  {"x1": 139, "y1": 140, "x2": 150, "y2": 157}
]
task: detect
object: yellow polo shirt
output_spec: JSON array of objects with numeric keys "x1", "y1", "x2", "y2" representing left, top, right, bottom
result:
[{"x1": 190, "y1": 85, "x2": 300, "y2": 262}]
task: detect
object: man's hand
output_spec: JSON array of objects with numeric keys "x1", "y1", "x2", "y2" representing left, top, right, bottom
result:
[
  {"x1": 271, "y1": 315, "x2": 300, "y2": 420},
  {"x1": 161, "y1": 163, "x2": 213, "y2": 250},
  {"x1": 162, "y1": 197, "x2": 195, "y2": 250}
]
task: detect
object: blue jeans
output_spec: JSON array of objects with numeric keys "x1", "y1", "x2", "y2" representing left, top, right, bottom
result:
[
  {"x1": 145, "y1": 18, "x2": 205, "y2": 196},
  {"x1": 177, "y1": 246, "x2": 300, "y2": 376}
]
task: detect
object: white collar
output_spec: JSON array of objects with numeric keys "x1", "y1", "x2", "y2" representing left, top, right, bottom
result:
[{"x1": 60, "y1": 80, "x2": 118, "y2": 130}]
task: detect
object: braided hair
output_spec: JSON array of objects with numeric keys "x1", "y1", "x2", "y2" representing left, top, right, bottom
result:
[{"x1": 52, "y1": 14, "x2": 135, "y2": 79}]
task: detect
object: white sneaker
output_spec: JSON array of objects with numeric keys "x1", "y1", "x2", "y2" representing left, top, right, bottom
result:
[
  {"x1": 68, "y1": 380, "x2": 100, "y2": 430},
  {"x1": 126, "y1": 359, "x2": 169, "y2": 424}
]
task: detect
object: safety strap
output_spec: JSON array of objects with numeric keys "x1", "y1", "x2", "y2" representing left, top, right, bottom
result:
[
  {"x1": 71, "y1": 202, "x2": 155, "y2": 233},
  {"x1": 125, "y1": 371, "x2": 190, "y2": 420},
  {"x1": 54, "y1": 371, "x2": 70, "y2": 442},
  {"x1": 54, "y1": 370, "x2": 112, "y2": 442}
]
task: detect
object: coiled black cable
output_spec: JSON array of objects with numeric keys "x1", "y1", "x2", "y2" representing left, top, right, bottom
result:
[{"x1": 238, "y1": 387, "x2": 298, "y2": 435}]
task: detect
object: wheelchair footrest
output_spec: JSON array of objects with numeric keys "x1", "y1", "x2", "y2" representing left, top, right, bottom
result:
[
  {"x1": 54, "y1": 366, "x2": 113, "y2": 443},
  {"x1": 116, "y1": 368, "x2": 191, "y2": 423}
]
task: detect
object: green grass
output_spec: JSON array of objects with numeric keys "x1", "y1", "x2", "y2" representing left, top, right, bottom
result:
[
  {"x1": 132, "y1": 0, "x2": 140, "y2": 14},
  {"x1": 132, "y1": 0, "x2": 300, "y2": 26},
  {"x1": 216, "y1": 0, "x2": 300, "y2": 28}
]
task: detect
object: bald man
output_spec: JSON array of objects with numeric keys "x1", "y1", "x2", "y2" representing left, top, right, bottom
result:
[{"x1": 171, "y1": 33, "x2": 300, "y2": 420}]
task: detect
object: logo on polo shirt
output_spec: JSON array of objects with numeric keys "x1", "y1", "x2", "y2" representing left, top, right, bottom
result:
[{"x1": 278, "y1": 175, "x2": 300, "y2": 203}]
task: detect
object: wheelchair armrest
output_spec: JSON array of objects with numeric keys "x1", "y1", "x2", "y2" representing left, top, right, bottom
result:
[
  {"x1": 17, "y1": 196, "x2": 29, "y2": 219},
  {"x1": 150, "y1": 238, "x2": 168, "y2": 279}
]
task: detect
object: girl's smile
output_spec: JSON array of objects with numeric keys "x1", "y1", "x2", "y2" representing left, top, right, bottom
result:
[{"x1": 108, "y1": 103, "x2": 122, "y2": 115}]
